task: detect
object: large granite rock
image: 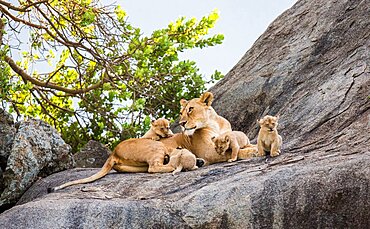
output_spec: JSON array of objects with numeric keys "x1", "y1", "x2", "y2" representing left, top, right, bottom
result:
[
  {"x1": 74, "y1": 140, "x2": 111, "y2": 168},
  {"x1": 1, "y1": 151, "x2": 369, "y2": 228},
  {"x1": 0, "y1": 0, "x2": 369, "y2": 228},
  {"x1": 0, "y1": 119, "x2": 74, "y2": 209},
  {"x1": 0, "y1": 168, "x2": 3, "y2": 194},
  {"x1": 210, "y1": 0, "x2": 370, "y2": 155},
  {"x1": 0, "y1": 108, "x2": 16, "y2": 171}
]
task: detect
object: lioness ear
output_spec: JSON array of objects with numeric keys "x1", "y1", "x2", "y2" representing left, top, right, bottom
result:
[
  {"x1": 180, "y1": 99, "x2": 188, "y2": 107},
  {"x1": 199, "y1": 92, "x2": 214, "y2": 106}
]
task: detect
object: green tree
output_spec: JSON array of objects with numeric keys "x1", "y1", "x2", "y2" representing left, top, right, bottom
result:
[{"x1": 0, "y1": 0, "x2": 224, "y2": 151}]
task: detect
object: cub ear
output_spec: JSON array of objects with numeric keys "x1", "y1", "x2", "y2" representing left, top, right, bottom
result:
[
  {"x1": 211, "y1": 136, "x2": 216, "y2": 142},
  {"x1": 275, "y1": 114, "x2": 280, "y2": 120},
  {"x1": 257, "y1": 119, "x2": 263, "y2": 126},
  {"x1": 225, "y1": 135, "x2": 230, "y2": 142},
  {"x1": 180, "y1": 99, "x2": 188, "y2": 107},
  {"x1": 199, "y1": 92, "x2": 214, "y2": 106}
]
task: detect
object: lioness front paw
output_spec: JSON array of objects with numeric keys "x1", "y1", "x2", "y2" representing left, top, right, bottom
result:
[{"x1": 228, "y1": 158, "x2": 237, "y2": 162}]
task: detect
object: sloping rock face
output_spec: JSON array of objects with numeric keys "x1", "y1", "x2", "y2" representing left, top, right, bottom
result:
[
  {"x1": 0, "y1": 119, "x2": 74, "y2": 209},
  {"x1": 74, "y1": 140, "x2": 110, "y2": 168},
  {"x1": 210, "y1": 0, "x2": 370, "y2": 155},
  {"x1": 0, "y1": 0, "x2": 369, "y2": 228},
  {"x1": 2, "y1": 152, "x2": 369, "y2": 228}
]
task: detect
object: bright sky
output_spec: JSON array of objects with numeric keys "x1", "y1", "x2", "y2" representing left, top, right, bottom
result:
[{"x1": 118, "y1": 0, "x2": 297, "y2": 80}]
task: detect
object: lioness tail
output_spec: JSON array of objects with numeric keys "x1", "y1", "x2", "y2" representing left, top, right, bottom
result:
[{"x1": 48, "y1": 155, "x2": 116, "y2": 193}]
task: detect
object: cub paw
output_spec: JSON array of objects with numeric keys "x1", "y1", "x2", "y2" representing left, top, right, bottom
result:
[{"x1": 270, "y1": 151, "x2": 280, "y2": 157}]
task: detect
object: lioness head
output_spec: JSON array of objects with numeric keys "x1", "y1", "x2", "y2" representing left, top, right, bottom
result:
[
  {"x1": 151, "y1": 118, "x2": 173, "y2": 138},
  {"x1": 258, "y1": 115, "x2": 279, "y2": 132},
  {"x1": 179, "y1": 92, "x2": 214, "y2": 135},
  {"x1": 211, "y1": 135, "x2": 230, "y2": 155}
]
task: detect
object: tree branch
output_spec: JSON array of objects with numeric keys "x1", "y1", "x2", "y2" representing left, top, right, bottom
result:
[
  {"x1": 4, "y1": 55, "x2": 109, "y2": 95},
  {"x1": 0, "y1": 5, "x2": 45, "y2": 29},
  {"x1": 0, "y1": 0, "x2": 47, "y2": 12},
  {"x1": 33, "y1": 86, "x2": 75, "y2": 114}
]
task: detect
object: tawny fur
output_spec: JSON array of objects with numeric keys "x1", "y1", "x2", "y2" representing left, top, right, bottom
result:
[
  {"x1": 49, "y1": 138, "x2": 175, "y2": 192},
  {"x1": 48, "y1": 92, "x2": 261, "y2": 191},
  {"x1": 257, "y1": 115, "x2": 283, "y2": 157},
  {"x1": 168, "y1": 148, "x2": 198, "y2": 175},
  {"x1": 167, "y1": 91, "x2": 258, "y2": 165},
  {"x1": 141, "y1": 118, "x2": 173, "y2": 140},
  {"x1": 212, "y1": 131, "x2": 252, "y2": 162}
]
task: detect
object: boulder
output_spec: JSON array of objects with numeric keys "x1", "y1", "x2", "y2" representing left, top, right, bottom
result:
[
  {"x1": 0, "y1": 108, "x2": 16, "y2": 170},
  {"x1": 1, "y1": 0, "x2": 369, "y2": 228},
  {"x1": 0, "y1": 119, "x2": 74, "y2": 209},
  {"x1": 1, "y1": 151, "x2": 369, "y2": 228},
  {"x1": 0, "y1": 168, "x2": 3, "y2": 194},
  {"x1": 210, "y1": 0, "x2": 370, "y2": 155},
  {"x1": 74, "y1": 140, "x2": 111, "y2": 168}
]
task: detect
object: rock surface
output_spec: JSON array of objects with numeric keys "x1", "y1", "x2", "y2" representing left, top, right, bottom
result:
[
  {"x1": 2, "y1": 151, "x2": 369, "y2": 228},
  {"x1": 74, "y1": 140, "x2": 111, "y2": 168},
  {"x1": 0, "y1": 168, "x2": 3, "y2": 194},
  {"x1": 0, "y1": 108, "x2": 16, "y2": 171},
  {"x1": 210, "y1": 0, "x2": 370, "y2": 155},
  {"x1": 0, "y1": 119, "x2": 74, "y2": 208},
  {"x1": 1, "y1": 0, "x2": 369, "y2": 228}
]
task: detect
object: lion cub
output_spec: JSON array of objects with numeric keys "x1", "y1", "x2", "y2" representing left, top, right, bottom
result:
[
  {"x1": 142, "y1": 118, "x2": 174, "y2": 140},
  {"x1": 257, "y1": 115, "x2": 282, "y2": 157},
  {"x1": 212, "y1": 131, "x2": 251, "y2": 162},
  {"x1": 168, "y1": 148, "x2": 198, "y2": 175}
]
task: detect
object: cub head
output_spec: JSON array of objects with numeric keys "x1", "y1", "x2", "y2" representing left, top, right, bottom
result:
[
  {"x1": 179, "y1": 92, "x2": 214, "y2": 135},
  {"x1": 211, "y1": 135, "x2": 230, "y2": 155},
  {"x1": 258, "y1": 115, "x2": 279, "y2": 132},
  {"x1": 151, "y1": 118, "x2": 173, "y2": 138}
]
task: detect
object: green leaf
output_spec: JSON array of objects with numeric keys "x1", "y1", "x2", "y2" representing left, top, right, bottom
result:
[{"x1": 81, "y1": 10, "x2": 95, "y2": 27}]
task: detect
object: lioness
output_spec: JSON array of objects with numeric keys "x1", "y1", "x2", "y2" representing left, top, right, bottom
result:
[
  {"x1": 48, "y1": 92, "x2": 258, "y2": 191},
  {"x1": 211, "y1": 131, "x2": 252, "y2": 162},
  {"x1": 49, "y1": 138, "x2": 175, "y2": 192},
  {"x1": 168, "y1": 148, "x2": 198, "y2": 175},
  {"x1": 257, "y1": 115, "x2": 282, "y2": 157},
  {"x1": 163, "y1": 91, "x2": 258, "y2": 165},
  {"x1": 141, "y1": 118, "x2": 173, "y2": 140}
]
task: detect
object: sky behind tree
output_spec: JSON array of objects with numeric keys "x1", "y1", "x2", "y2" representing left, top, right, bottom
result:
[{"x1": 118, "y1": 0, "x2": 297, "y2": 80}]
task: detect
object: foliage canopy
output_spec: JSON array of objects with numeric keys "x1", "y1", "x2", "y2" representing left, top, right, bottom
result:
[{"x1": 0, "y1": 0, "x2": 224, "y2": 151}]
